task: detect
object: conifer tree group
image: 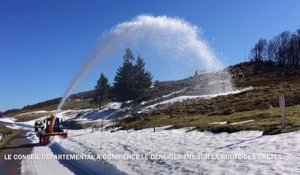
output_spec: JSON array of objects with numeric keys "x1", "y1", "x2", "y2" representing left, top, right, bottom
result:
[{"x1": 94, "y1": 48, "x2": 152, "y2": 106}]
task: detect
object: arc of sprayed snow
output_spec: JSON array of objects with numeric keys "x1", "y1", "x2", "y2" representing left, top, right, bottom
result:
[{"x1": 57, "y1": 15, "x2": 224, "y2": 111}]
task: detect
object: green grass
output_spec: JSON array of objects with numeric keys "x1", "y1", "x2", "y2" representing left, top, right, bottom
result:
[{"x1": 119, "y1": 105, "x2": 300, "y2": 134}]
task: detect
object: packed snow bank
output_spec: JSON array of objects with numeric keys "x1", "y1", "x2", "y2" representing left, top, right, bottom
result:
[{"x1": 58, "y1": 128, "x2": 300, "y2": 175}]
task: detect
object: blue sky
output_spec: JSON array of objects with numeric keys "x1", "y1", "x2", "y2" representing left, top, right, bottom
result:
[{"x1": 1, "y1": 0, "x2": 300, "y2": 111}]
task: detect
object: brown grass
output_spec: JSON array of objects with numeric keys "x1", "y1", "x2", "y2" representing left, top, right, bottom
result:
[{"x1": 119, "y1": 105, "x2": 300, "y2": 134}]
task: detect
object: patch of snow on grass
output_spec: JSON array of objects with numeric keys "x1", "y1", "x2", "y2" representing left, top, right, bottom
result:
[
  {"x1": 76, "y1": 102, "x2": 122, "y2": 121},
  {"x1": 0, "y1": 117, "x2": 17, "y2": 123},
  {"x1": 140, "y1": 89, "x2": 185, "y2": 106},
  {"x1": 146, "y1": 87, "x2": 253, "y2": 109},
  {"x1": 230, "y1": 120, "x2": 254, "y2": 125},
  {"x1": 103, "y1": 102, "x2": 122, "y2": 110},
  {"x1": 209, "y1": 121, "x2": 228, "y2": 125},
  {"x1": 0, "y1": 117, "x2": 33, "y2": 130}
]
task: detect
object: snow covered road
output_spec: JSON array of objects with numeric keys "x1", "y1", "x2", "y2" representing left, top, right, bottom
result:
[
  {"x1": 55, "y1": 128, "x2": 300, "y2": 175},
  {"x1": 21, "y1": 132, "x2": 126, "y2": 175},
  {"x1": 21, "y1": 144, "x2": 76, "y2": 175}
]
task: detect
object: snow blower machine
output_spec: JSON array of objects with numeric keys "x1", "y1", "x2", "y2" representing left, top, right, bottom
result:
[{"x1": 34, "y1": 114, "x2": 68, "y2": 145}]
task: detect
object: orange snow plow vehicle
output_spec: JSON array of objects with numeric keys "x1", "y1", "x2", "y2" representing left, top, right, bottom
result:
[{"x1": 34, "y1": 114, "x2": 68, "y2": 145}]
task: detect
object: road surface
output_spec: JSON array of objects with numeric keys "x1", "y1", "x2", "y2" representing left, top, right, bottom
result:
[{"x1": 0, "y1": 130, "x2": 35, "y2": 175}]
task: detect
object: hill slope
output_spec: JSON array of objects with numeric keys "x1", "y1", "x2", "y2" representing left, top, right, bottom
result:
[
  {"x1": 120, "y1": 61, "x2": 300, "y2": 134},
  {"x1": 2, "y1": 60, "x2": 300, "y2": 135}
]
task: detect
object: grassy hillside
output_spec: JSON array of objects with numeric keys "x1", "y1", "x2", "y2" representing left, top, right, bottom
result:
[
  {"x1": 229, "y1": 60, "x2": 300, "y2": 87},
  {"x1": 2, "y1": 60, "x2": 300, "y2": 134},
  {"x1": 0, "y1": 125, "x2": 19, "y2": 149},
  {"x1": 3, "y1": 100, "x2": 96, "y2": 121},
  {"x1": 120, "y1": 105, "x2": 300, "y2": 134},
  {"x1": 0, "y1": 125, "x2": 13, "y2": 136},
  {"x1": 120, "y1": 61, "x2": 300, "y2": 134}
]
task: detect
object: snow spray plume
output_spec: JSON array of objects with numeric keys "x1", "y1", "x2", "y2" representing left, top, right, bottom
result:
[
  {"x1": 56, "y1": 15, "x2": 234, "y2": 112},
  {"x1": 56, "y1": 37, "x2": 115, "y2": 112}
]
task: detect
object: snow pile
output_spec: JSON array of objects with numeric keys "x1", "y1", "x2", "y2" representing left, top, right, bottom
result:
[{"x1": 57, "y1": 128, "x2": 300, "y2": 175}]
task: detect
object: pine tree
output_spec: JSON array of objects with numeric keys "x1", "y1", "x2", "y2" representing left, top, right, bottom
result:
[
  {"x1": 133, "y1": 56, "x2": 153, "y2": 101},
  {"x1": 94, "y1": 73, "x2": 109, "y2": 108},
  {"x1": 113, "y1": 48, "x2": 135, "y2": 104},
  {"x1": 114, "y1": 48, "x2": 153, "y2": 104}
]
